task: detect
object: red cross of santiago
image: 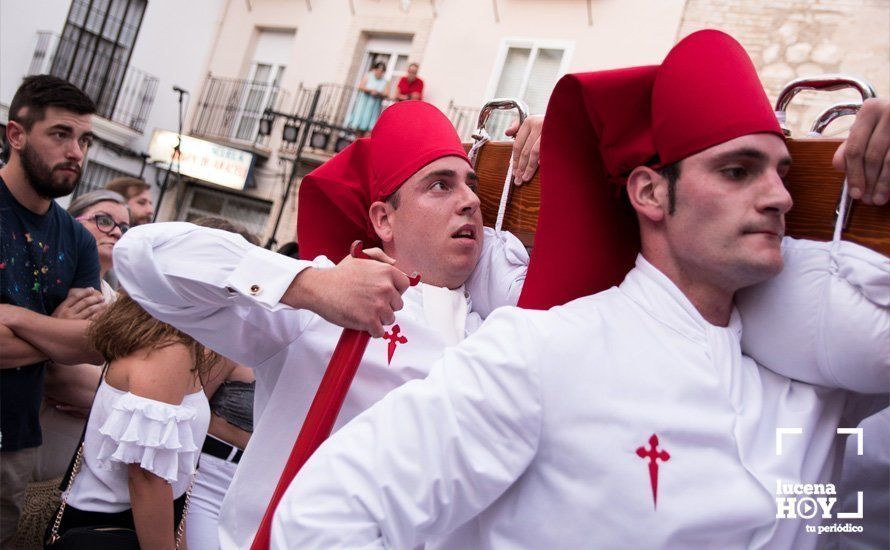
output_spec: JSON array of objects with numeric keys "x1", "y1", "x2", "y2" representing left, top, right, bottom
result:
[
  {"x1": 382, "y1": 324, "x2": 407, "y2": 365},
  {"x1": 636, "y1": 433, "x2": 670, "y2": 509}
]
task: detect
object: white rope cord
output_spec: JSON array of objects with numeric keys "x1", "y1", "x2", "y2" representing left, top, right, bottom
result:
[
  {"x1": 467, "y1": 128, "x2": 517, "y2": 234},
  {"x1": 467, "y1": 129, "x2": 491, "y2": 164},
  {"x1": 494, "y1": 152, "x2": 515, "y2": 233},
  {"x1": 833, "y1": 178, "x2": 851, "y2": 244}
]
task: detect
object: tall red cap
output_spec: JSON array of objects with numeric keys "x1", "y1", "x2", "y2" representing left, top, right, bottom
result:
[
  {"x1": 297, "y1": 101, "x2": 469, "y2": 261},
  {"x1": 370, "y1": 100, "x2": 470, "y2": 201},
  {"x1": 652, "y1": 30, "x2": 783, "y2": 165},
  {"x1": 519, "y1": 30, "x2": 782, "y2": 310}
]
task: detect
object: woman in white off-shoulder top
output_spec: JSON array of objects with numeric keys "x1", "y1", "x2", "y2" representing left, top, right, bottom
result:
[{"x1": 46, "y1": 294, "x2": 219, "y2": 549}]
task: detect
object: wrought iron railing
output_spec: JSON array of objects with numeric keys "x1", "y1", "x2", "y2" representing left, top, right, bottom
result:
[
  {"x1": 28, "y1": 31, "x2": 158, "y2": 133},
  {"x1": 445, "y1": 101, "x2": 517, "y2": 141},
  {"x1": 191, "y1": 75, "x2": 291, "y2": 148},
  {"x1": 279, "y1": 83, "x2": 389, "y2": 157},
  {"x1": 445, "y1": 102, "x2": 481, "y2": 142}
]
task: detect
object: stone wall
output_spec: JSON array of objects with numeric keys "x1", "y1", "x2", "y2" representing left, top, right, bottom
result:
[{"x1": 679, "y1": 0, "x2": 889, "y2": 137}]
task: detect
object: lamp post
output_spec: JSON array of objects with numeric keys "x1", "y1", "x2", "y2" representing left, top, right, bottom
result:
[{"x1": 260, "y1": 87, "x2": 359, "y2": 249}]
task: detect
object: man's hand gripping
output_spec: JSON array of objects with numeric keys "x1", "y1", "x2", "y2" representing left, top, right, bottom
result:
[{"x1": 282, "y1": 243, "x2": 416, "y2": 338}]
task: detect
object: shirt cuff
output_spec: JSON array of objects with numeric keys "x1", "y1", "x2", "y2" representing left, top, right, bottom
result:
[{"x1": 225, "y1": 247, "x2": 315, "y2": 309}]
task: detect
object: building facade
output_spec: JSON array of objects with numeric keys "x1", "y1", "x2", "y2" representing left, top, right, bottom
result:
[
  {"x1": 3, "y1": 0, "x2": 887, "y2": 247},
  {"x1": 0, "y1": 0, "x2": 226, "y2": 209}
]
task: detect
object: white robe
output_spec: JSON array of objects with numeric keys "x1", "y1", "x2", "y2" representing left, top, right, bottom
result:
[
  {"x1": 273, "y1": 255, "x2": 885, "y2": 550},
  {"x1": 111, "y1": 222, "x2": 529, "y2": 549}
]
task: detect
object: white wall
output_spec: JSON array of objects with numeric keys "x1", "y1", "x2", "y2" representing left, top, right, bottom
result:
[
  {"x1": 0, "y1": 0, "x2": 227, "y2": 156},
  {"x1": 0, "y1": 0, "x2": 71, "y2": 106}
]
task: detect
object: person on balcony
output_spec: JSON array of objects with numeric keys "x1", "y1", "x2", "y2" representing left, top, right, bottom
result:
[
  {"x1": 392, "y1": 62, "x2": 424, "y2": 102},
  {"x1": 346, "y1": 62, "x2": 390, "y2": 138}
]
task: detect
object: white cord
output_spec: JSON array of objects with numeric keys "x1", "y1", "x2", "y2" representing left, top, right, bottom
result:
[
  {"x1": 833, "y1": 178, "x2": 850, "y2": 243},
  {"x1": 467, "y1": 129, "x2": 491, "y2": 164},
  {"x1": 494, "y1": 153, "x2": 514, "y2": 233}
]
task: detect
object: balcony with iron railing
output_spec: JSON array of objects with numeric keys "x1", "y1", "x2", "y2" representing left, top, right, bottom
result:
[
  {"x1": 29, "y1": 31, "x2": 159, "y2": 133},
  {"x1": 274, "y1": 84, "x2": 518, "y2": 158},
  {"x1": 190, "y1": 74, "x2": 521, "y2": 162},
  {"x1": 190, "y1": 75, "x2": 291, "y2": 151}
]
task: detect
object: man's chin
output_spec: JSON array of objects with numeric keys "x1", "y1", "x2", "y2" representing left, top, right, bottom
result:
[{"x1": 37, "y1": 175, "x2": 80, "y2": 199}]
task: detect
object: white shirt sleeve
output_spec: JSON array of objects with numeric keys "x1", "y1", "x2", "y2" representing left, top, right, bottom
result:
[
  {"x1": 113, "y1": 222, "x2": 327, "y2": 368},
  {"x1": 465, "y1": 228, "x2": 529, "y2": 317},
  {"x1": 271, "y1": 306, "x2": 545, "y2": 549},
  {"x1": 737, "y1": 237, "x2": 889, "y2": 393}
]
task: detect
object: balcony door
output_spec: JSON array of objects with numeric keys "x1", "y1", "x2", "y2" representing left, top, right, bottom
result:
[
  {"x1": 343, "y1": 36, "x2": 412, "y2": 124},
  {"x1": 233, "y1": 29, "x2": 293, "y2": 142}
]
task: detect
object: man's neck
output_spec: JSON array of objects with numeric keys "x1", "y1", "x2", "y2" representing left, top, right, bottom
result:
[
  {"x1": 0, "y1": 162, "x2": 51, "y2": 214},
  {"x1": 641, "y1": 252, "x2": 734, "y2": 327}
]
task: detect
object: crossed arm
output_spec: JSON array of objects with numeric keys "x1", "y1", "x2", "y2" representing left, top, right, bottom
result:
[{"x1": 0, "y1": 292, "x2": 104, "y2": 368}]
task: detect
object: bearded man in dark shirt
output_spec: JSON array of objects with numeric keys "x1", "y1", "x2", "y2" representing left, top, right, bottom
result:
[{"x1": 0, "y1": 75, "x2": 105, "y2": 543}]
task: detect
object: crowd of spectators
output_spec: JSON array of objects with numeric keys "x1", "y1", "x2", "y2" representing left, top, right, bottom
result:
[{"x1": 0, "y1": 75, "x2": 279, "y2": 548}]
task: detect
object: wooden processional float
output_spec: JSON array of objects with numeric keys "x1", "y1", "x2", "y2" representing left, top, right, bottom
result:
[
  {"x1": 250, "y1": 75, "x2": 888, "y2": 549},
  {"x1": 467, "y1": 75, "x2": 890, "y2": 256}
]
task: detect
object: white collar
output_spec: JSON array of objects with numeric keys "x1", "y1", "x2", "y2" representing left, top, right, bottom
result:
[{"x1": 619, "y1": 255, "x2": 743, "y2": 345}]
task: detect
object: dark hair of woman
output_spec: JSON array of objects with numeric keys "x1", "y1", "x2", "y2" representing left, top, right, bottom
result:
[{"x1": 88, "y1": 292, "x2": 219, "y2": 383}]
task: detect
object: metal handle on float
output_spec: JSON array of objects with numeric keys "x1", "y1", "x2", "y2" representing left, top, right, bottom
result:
[
  {"x1": 774, "y1": 74, "x2": 876, "y2": 136},
  {"x1": 809, "y1": 102, "x2": 863, "y2": 231},
  {"x1": 471, "y1": 98, "x2": 529, "y2": 142},
  {"x1": 775, "y1": 75, "x2": 876, "y2": 234},
  {"x1": 809, "y1": 102, "x2": 862, "y2": 136}
]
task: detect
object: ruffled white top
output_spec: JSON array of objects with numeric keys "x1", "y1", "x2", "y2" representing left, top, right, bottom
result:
[{"x1": 65, "y1": 379, "x2": 210, "y2": 513}]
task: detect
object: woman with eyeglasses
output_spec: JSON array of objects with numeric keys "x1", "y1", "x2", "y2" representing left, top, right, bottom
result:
[
  {"x1": 69, "y1": 190, "x2": 131, "y2": 298},
  {"x1": 9, "y1": 190, "x2": 131, "y2": 548}
]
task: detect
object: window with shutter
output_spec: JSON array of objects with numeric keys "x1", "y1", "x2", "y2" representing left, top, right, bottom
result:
[{"x1": 487, "y1": 40, "x2": 572, "y2": 138}]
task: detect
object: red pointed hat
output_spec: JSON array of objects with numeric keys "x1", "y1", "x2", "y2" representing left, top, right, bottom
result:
[
  {"x1": 518, "y1": 29, "x2": 783, "y2": 310},
  {"x1": 297, "y1": 101, "x2": 470, "y2": 261}
]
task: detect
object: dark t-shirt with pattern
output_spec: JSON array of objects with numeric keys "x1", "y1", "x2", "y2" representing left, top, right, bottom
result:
[{"x1": 0, "y1": 177, "x2": 100, "y2": 452}]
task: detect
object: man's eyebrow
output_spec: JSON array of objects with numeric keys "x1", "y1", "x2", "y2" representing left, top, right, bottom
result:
[
  {"x1": 46, "y1": 123, "x2": 74, "y2": 133},
  {"x1": 424, "y1": 169, "x2": 458, "y2": 179},
  {"x1": 710, "y1": 148, "x2": 768, "y2": 163},
  {"x1": 46, "y1": 124, "x2": 94, "y2": 141},
  {"x1": 710, "y1": 147, "x2": 792, "y2": 166}
]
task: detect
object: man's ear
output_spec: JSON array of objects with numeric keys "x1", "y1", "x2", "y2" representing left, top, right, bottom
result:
[
  {"x1": 368, "y1": 201, "x2": 394, "y2": 243},
  {"x1": 5, "y1": 120, "x2": 27, "y2": 151},
  {"x1": 626, "y1": 166, "x2": 667, "y2": 223}
]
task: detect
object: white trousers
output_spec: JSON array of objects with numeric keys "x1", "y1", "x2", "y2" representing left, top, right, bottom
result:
[{"x1": 186, "y1": 452, "x2": 238, "y2": 550}]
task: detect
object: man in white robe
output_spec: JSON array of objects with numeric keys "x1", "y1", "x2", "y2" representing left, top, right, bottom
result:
[
  {"x1": 271, "y1": 30, "x2": 889, "y2": 549},
  {"x1": 112, "y1": 102, "x2": 538, "y2": 549}
]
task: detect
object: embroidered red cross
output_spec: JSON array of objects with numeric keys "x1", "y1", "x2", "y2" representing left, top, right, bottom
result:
[
  {"x1": 636, "y1": 433, "x2": 670, "y2": 509},
  {"x1": 382, "y1": 324, "x2": 407, "y2": 365}
]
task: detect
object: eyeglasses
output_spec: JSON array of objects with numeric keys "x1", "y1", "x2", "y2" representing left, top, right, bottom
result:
[{"x1": 77, "y1": 213, "x2": 130, "y2": 235}]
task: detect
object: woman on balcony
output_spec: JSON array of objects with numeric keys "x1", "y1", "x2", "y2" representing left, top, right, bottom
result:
[{"x1": 346, "y1": 62, "x2": 390, "y2": 137}]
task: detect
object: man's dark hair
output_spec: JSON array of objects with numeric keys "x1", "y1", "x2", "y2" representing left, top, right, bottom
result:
[
  {"x1": 655, "y1": 161, "x2": 681, "y2": 215},
  {"x1": 8, "y1": 75, "x2": 96, "y2": 131},
  {"x1": 105, "y1": 176, "x2": 150, "y2": 199},
  {"x1": 372, "y1": 62, "x2": 387, "y2": 71},
  {"x1": 384, "y1": 187, "x2": 402, "y2": 209}
]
